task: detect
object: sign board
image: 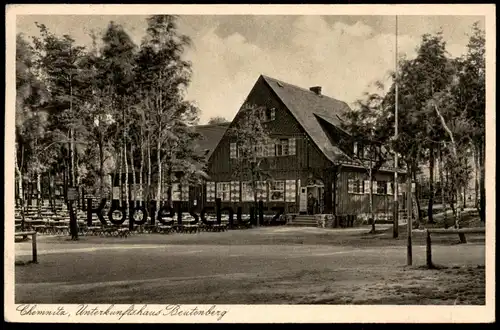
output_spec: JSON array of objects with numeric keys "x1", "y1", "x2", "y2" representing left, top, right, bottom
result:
[{"x1": 67, "y1": 187, "x2": 79, "y2": 201}]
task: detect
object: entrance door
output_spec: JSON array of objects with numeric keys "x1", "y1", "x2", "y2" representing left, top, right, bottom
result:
[
  {"x1": 299, "y1": 187, "x2": 307, "y2": 213},
  {"x1": 307, "y1": 185, "x2": 324, "y2": 214}
]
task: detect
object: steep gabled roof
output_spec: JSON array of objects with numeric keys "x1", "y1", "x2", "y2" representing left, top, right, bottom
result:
[
  {"x1": 193, "y1": 122, "x2": 230, "y2": 159},
  {"x1": 261, "y1": 75, "x2": 352, "y2": 164}
]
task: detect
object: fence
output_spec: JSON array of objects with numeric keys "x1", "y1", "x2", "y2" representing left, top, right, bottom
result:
[
  {"x1": 15, "y1": 231, "x2": 38, "y2": 263},
  {"x1": 426, "y1": 227, "x2": 485, "y2": 268}
]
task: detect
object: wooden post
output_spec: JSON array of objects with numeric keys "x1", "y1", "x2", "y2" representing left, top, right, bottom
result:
[
  {"x1": 426, "y1": 230, "x2": 432, "y2": 268},
  {"x1": 32, "y1": 232, "x2": 38, "y2": 263}
]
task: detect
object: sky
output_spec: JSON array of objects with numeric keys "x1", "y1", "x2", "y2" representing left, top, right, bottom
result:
[{"x1": 16, "y1": 15, "x2": 485, "y2": 124}]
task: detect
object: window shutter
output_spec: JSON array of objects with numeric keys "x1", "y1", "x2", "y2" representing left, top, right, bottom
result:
[
  {"x1": 364, "y1": 180, "x2": 371, "y2": 194},
  {"x1": 353, "y1": 142, "x2": 358, "y2": 156},
  {"x1": 172, "y1": 183, "x2": 180, "y2": 201},
  {"x1": 257, "y1": 181, "x2": 267, "y2": 201},
  {"x1": 348, "y1": 179, "x2": 354, "y2": 193},
  {"x1": 112, "y1": 187, "x2": 120, "y2": 200},
  {"x1": 230, "y1": 181, "x2": 240, "y2": 202},
  {"x1": 373, "y1": 181, "x2": 378, "y2": 194},
  {"x1": 272, "y1": 139, "x2": 277, "y2": 156},
  {"x1": 230, "y1": 142, "x2": 237, "y2": 159},
  {"x1": 289, "y1": 138, "x2": 296, "y2": 155},
  {"x1": 285, "y1": 180, "x2": 296, "y2": 202},
  {"x1": 216, "y1": 182, "x2": 223, "y2": 200},
  {"x1": 255, "y1": 144, "x2": 262, "y2": 158},
  {"x1": 181, "y1": 185, "x2": 189, "y2": 201},
  {"x1": 270, "y1": 108, "x2": 276, "y2": 120},
  {"x1": 387, "y1": 182, "x2": 393, "y2": 195},
  {"x1": 206, "y1": 182, "x2": 216, "y2": 202}
]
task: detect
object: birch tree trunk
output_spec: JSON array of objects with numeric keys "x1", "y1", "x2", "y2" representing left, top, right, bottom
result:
[
  {"x1": 48, "y1": 171, "x2": 53, "y2": 211},
  {"x1": 130, "y1": 144, "x2": 136, "y2": 203},
  {"x1": 124, "y1": 140, "x2": 129, "y2": 206},
  {"x1": 139, "y1": 128, "x2": 144, "y2": 203},
  {"x1": 439, "y1": 147, "x2": 447, "y2": 227},
  {"x1": 147, "y1": 133, "x2": 152, "y2": 202},
  {"x1": 413, "y1": 167, "x2": 421, "y2": 228},
  {"x1": 156, "y1": 73, "x2": 163, "y2": 203},
  {"x1": 98, "y1": 133, "x2": 105, "y2": 197},
  {"x1": 156, "y1": 136, "x2": 162, "y2": 202},
  {"x1": 253, "y1": 157, "x2": 260, "y2": 228},
  {"x1": 119, "y1": 146, "x2": 123, "y2": 204},
  {"x1": 427, "y1": 146, "x2": 435, "y2": 223},
  {"x1": 478, "y1": 140, "x2": 485, "y2": 222},
  {"x1": 36, "y1": 172, "x2": 41, "y2": 207},
  {"x1": 15, "y1": 145, "x2": 23, "y2": 206},
  {"x1": 434, "y1": 105, "x2": 466, "y2": 242},
  {"x1": 474, "y1": 144, "x2": 479, "y2": 209},
  {"x1": 68, "y1": 57, "x2": 78, "y2": 239}
]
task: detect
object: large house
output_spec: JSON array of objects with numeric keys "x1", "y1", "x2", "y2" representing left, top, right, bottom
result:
[{"x1": 195, "y1": 75, "x2": 406, "y2": 220}]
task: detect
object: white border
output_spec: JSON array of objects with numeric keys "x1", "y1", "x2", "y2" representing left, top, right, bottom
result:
[{"x1": 4, "y1": 4, "x2": 496, "y2": 323}]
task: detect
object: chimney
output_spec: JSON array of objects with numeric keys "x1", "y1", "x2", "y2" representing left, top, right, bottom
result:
[{"x1": 309, "y1": 86, "x2": 322, "y2": 95}]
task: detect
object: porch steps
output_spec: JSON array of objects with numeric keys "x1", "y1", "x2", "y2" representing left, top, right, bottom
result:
[{"x1": 287, "y1": 215, "x2": 317, "y2": 227}]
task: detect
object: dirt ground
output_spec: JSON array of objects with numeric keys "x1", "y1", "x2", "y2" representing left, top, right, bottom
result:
[{"x1": 14, "y1": 225, "x2": 486, "y2": 305}]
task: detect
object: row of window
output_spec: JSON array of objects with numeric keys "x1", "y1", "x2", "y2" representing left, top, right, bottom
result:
[
  {"x1": 206, "y1": 180, "x2": 297, "y2": 203},
  {"x1": 230, "y1": 138, "x2": 296, "y2": 159},
  {"x1": 348, "y1": 179, "x2": 404, "y2": 195},
  {"x1": 112, "y1": 183, "x2": 190, "y2": 201}
]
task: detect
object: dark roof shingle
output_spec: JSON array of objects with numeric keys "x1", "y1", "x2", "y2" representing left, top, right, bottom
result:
[
  {"x1": 193, "y1": 123, "x2": 230, "y2": 159},
  {"x1": 262, "y1": 75, "x2": 352, "y2": 164}
]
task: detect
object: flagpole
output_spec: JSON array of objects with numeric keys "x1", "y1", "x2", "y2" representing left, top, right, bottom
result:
[{"x1": 393, "y1": 15, "x2": 399, "y2": 239}]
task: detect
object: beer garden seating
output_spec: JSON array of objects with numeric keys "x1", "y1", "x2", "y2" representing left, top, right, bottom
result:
[{"x1": 15, "y1": 200, "x2": 293, "y2": 238}]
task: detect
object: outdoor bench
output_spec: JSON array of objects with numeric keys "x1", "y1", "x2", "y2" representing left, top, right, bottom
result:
[
  {"x1": 157, "y1": 225, "x2": 173, "y2": 234},
  {"x1": 86, "y1": 226, "x2": 103, "y2": 236},
  {"x1": 32, "y1": 225, "x2": 47, "y2": 234},
  {"x1": 117, "y1": 228, "x2": 130, "y2": 238},
  {"x1": 203, "y1": 223, "x2": 227, "y2": 232},
  {"x1": 102, "y1": 227, "x2": 121, "y2": 236},
  {"x1": 182, "y1": 224, "x2": 199, "y2": 234},
  {"x1": 54, "y1": 225, "x2": 69, "y2": 235}
]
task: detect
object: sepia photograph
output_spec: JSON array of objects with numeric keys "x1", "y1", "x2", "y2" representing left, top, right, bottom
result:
[{"x1": 5, "y1": 4, "x2": 495, "y2": 323}]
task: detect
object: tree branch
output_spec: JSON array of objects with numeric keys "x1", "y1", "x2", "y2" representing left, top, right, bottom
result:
[{"x1": 434, "y1": 104, "x2": 457, "y2": 158}]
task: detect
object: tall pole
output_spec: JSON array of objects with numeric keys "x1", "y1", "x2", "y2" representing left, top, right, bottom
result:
[
  {"x1": 407, "y1": 166, "x2": 413, "y2": 266},
  {"x1": 393, "y1": 15, "x2": 400, "y2": 239}
]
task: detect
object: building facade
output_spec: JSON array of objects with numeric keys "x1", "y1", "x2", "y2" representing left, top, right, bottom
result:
[{"x1": 199, "y1": 75, "x2": 406, "y2": 219}]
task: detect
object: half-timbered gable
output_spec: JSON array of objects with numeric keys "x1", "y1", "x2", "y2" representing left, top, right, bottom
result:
[{"x1": 200, "y1": 74, "x2": 405, "y2": 219}]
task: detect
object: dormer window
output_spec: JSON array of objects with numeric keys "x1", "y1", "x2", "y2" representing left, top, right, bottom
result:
[
  {"x1": 263, "y1": 107, "x2": 276, "y2": 122},
  {"x1": 353, "y1": 142, "x2": 365, "y2": 159}
]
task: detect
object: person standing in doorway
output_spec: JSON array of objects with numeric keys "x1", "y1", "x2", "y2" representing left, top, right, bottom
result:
[{"x1": 307, "y1": 192, "x2": 314, "y2": 215}]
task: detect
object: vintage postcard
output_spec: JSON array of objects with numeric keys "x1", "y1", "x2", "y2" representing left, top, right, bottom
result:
[{"x1": 4, "y1": 4, "x2": 496, "y2": 323}]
